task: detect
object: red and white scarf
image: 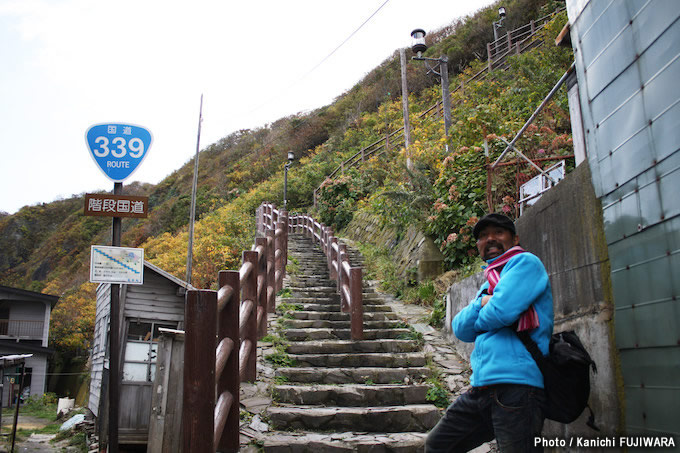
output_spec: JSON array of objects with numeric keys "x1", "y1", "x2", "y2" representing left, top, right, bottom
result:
[{"x1": 484, "y1": 246, "x2": 540, "y2": 331}]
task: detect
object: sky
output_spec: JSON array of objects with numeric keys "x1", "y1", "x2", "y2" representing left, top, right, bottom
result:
[{"x1": 0, "y1": 0, "x2": 495, "y2": 214}]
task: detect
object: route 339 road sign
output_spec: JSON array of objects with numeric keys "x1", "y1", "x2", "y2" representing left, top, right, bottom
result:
[{"x1": 86, "y1": 123, "x2": 153, "y2": 182}]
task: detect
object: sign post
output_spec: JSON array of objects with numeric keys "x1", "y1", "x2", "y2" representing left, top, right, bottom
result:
[{"x1": 86, "y1": 123, "x2": 152, "y2": 453}]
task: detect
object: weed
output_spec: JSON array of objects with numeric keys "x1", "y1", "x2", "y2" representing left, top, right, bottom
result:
[
  {"x1": 277, "y1": 288, "x2": 293, "y2": 298},
  {"x1": 265, "y1": 345, "x2": 295, "y2": 367},
  {"x1": 277, "y1": 302, "x2": 303, "y2": 312},
  {"x1": 426, "y1": 295, "x2": 447, "y2": 328},
  {"x1": 286, "y1": 257, "x2": 300, "y2": 275},
  {"x1": 425, "y1": 358, "x2": 452, "y2": 409},
  {"x1": 273, "y1": 375, "x2": 290, "y2": 385},
  {"x1": 240, "y1": 409, "x2": 254, "y2": 423},
  {"x1": 396, "y1": 329, "x2": 424, "y2": 346}
]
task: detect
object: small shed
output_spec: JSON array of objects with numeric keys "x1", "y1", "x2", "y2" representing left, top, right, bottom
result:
[{"x1": 88, "y1": 261, "x2": 193, "y2": 445}]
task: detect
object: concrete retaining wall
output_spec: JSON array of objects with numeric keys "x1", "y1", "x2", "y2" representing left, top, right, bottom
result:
[
  {"x1": 343, "y1": 210, "x2": 443, "y2": 282},
  {"x1": 445, "y1": 164, "x2": 623, "y2": 440}
]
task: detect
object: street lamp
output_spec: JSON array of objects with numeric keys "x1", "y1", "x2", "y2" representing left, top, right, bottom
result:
[
  {"x1": 410, "y1": 29, "x2": 452, "y2": 148},
  {"x1": 493, "y1": 7, "x2": 507, "y2": 42},
  {"x1": 283, "y1": 151, "x2": 295, "y2": 209}
]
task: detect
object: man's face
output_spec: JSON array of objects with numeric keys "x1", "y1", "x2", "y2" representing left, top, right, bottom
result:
[{"x1": 476, "y1": 225, "x2": 519, "y2": 260}]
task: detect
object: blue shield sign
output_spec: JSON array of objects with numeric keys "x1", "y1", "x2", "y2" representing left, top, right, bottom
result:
[{"x1": 86, "y1": 123, "x2": 153, "y2": 182}]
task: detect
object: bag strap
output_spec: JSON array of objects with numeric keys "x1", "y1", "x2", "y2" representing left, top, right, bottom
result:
[{"x1": 514, "y1": 327, "x2": 546, "y2": 371}]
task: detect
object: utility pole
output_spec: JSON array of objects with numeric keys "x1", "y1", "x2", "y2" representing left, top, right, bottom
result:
[
  {"x1": 186, "y1": 95, "x2": 203, "y2": 286},
  {"x1": 400, "y1": 48, "x2": 412, "y2": 170}
]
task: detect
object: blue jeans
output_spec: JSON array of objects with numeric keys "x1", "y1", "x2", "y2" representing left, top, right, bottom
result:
[{"x1": 425, "y1": 384, "x2": 546, "y2": 453}]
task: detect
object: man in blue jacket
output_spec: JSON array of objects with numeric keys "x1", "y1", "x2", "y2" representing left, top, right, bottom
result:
[{"x1": 426, "y1": 213, "x2": 554, "y2": 452}]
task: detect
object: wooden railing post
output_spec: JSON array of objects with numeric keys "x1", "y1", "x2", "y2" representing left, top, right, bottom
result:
[
  {"x1": 183, "y1": 289, "x2": 216, "y2": 453},
  {"x1": 275, "y1": 220, "x2": 285, "y2": 292},
  {"x1": 338, "y1": 244, "x2": 348, "y2": 312},
  {"x1": 266, "y1": 229, "x2": 276, "y2": 312},
  {"x1": 256, "y1": 237, "x2": 268, "y2": 339},
  {"x1": 216, "y1": 271, "x2": 239, "y2": 452},
  {"x1": 329, "y1": 237, "x2": 338, "y2": 279},
  {"x1": 350, "y1": 267, "x2": 364, "y2": 340},
  {"x1": 241, "y1": 251, "x2": 258, "y2": 383}
]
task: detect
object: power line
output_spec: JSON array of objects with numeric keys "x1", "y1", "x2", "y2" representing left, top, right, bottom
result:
[{"x1": 243, "y1": 0, "x2": 391, "y2": 118}]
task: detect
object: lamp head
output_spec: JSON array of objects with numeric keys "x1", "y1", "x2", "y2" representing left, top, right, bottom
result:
[
  {"x1": 287, "y1": 151, "x2": 295, "y2": 162},
  {"x1": 498, "y1": 6, "x2": 506, "y2": 18},
  {"x1": 410, "y1": 28, "x2": 427, "y2": 57}
]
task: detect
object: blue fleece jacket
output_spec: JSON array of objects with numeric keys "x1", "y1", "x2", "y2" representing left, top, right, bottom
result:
[{"x1": 452, "y1": 252, "x2": 554, "y2": 388}]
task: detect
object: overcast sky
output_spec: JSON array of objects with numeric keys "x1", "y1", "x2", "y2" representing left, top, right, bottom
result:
[{"x1": 0, "y1": 0, "x2": 495, "y2": 214}]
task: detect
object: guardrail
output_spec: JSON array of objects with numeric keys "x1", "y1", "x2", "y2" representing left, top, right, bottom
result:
[
  {"x1": 289, "y1": 214, "x2": 363, "y2": 340},
  {"x1": 313, "y1": 8, "x2": 566, "y2": 207},
  {"x1": 182, "y1": 203, "x2": 288, "y2": 452}
]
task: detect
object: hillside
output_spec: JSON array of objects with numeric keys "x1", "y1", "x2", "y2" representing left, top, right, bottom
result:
[{"x1": 0, "y1": 0, "x2": 570, "y2": 363}]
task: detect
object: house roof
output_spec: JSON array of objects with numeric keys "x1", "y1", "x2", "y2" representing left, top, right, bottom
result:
[
  {"x1": 143, "y1": 261, "x2": 196, "y2": 291},
  {"x1": 0, "y1": 285, "x2": 59, "y2": 308},
  {"x1": 0, "y1": 340, "x2": 54, "y2": 356}
]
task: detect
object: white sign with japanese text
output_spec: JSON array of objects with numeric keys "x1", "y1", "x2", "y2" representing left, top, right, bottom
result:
[{"x1": 90, "y1": 246, "x2": 144, "y2": 285}]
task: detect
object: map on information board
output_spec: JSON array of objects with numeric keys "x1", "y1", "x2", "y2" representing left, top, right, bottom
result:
[{"x1": 90, "y1": 245, "x2": 144, "y2": 284}]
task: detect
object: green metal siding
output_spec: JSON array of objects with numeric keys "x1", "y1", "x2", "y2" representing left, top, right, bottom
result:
[{"x1": 567, "y1": 0, "x2": 680, "y2": 438}]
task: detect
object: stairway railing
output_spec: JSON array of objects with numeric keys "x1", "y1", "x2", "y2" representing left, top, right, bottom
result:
[
  {"x1": 289, "y1": 214, "x2": 364, "y2": 340},
  {"x1": 313, "y1": 7, "x2": 566, "y2": 207},
  {"x1": 181, "y1": 202, "x2": 288, "y2": 452}
]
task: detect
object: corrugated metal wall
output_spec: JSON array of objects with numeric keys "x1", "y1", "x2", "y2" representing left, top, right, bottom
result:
[{"x1": 567, "y1": 0, "x2": 680, "y2": 437}]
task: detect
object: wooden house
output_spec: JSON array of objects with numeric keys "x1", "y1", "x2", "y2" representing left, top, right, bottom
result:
[
  {"x1": 88, "y1": 261, "x2": 192, "y2": 446},
  {"x1": 0, "y1": 285, "x2": 58, "y2": 407}
]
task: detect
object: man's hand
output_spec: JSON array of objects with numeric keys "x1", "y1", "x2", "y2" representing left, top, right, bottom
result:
[{"x1": 481, "y1": 295, "x2": 492, "y2": 307}]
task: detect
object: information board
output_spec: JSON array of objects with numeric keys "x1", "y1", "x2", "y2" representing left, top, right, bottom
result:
[{"x1": 90, "y1": 245, "x2": 144, "y2": 285}]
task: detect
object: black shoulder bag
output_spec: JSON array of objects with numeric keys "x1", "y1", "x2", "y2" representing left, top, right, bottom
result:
[{"x1": 515, "y1": 329, "x2": 599, "y2": 430}]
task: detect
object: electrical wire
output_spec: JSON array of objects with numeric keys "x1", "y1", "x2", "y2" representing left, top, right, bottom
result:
[{"x1": 242, "y1": 0, "x2": 391, "y2": 118}]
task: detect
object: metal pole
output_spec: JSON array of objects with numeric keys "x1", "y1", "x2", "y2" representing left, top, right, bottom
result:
[
  {"x1": 283, "y1": 163, "x2": 289, "y2": 209},
  {"x1": 10, "y1": 362, "x2": 25, "y2": 453},
  {"x1": 186, "y1": 94, "x2": 204, "y2": 285},
  {"x1": 109, "y1": 181, "x2": 123, "y2": 453},
  {"x1": 440, "y1": 56, "x2": 451, "y2": 151},
  {"x1": 492, "y1": 63, "x2": 575, "y2": 168},
  {"x1": 400, "y1": 48, "x2": 412, "y2": 170}
]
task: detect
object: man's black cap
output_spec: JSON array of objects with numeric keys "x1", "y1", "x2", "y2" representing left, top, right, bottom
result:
[{"x1": 473, "y1": 213, "x2": 516, "y2": 239}]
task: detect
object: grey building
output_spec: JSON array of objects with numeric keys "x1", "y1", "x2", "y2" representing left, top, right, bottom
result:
[
  {"x1": 88, "y1": 261, "x2": 191, "y2": 445},
  {"x1": 0, "y1": 285, "x2": 58, "y2": 406}
]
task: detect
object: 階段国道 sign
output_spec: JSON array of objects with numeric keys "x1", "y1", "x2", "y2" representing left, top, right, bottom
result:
[
  {"x1": 90, "y1": 246, "x2": 144, "y2": 285},
  {"x1": 84, "y1": 193, "x2": 148, "y2": 218}
]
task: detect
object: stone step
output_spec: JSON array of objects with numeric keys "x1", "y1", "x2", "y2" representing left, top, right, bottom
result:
[
  {"x1": 272, "y1": 383, "x2": 429, "y2": 406},
  {"x1": 266, "y1": 404, "x2": 440, "y2": 432},
  {"x1": 289, "y1": 311, "x2": 397, "y2": 321},
  {"x1": 280, "y1": 303, "x2": 392, "y2": 313},
  {"x1": 257, "y1": 431, "x2": 427, "y2": 453},
  {"x1": 287, "y1": 340, "x2": 420, "y2": 355},
  {"x1": 288, "y1": 352, "x2": 426, "y2": 368},
  {"x1": 280, "y1": 296, "x2": 384, "y2": 306},
  {"x1": 276, "y1": 366, "x2": 431, "y2": 384},
  {"x1": 282, "y1": 328, "x2": 412, "y2": 341},
  {"x1": 281, "y1": 319, "x2": 404, "y2": 329}
]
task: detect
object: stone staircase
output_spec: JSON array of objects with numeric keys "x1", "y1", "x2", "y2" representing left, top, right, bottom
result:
[{"x1": 256, "y1": 233, "x2": 441, "y2": 452}]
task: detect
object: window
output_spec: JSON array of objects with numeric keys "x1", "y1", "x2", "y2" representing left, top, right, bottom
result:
[{"x1": 122, "y1": 321, "x2": 176, "y2": 382}]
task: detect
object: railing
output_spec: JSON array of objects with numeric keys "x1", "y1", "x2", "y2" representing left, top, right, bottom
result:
[
  {"x1": 288, "y1": 214, "x2": 363, "y2": 340},
  {"x1": 182, "y1": 203, "x2": 288, "y2": 452},
  {"x1": 487, "y1": 7, "x2": 566, "y2": 71},
  {"x1": 0, "y1": 320, "x2": 44, "y2": 338},
  {"x1": 313, "y1": 8, "x2": 566, "y2": 206}
]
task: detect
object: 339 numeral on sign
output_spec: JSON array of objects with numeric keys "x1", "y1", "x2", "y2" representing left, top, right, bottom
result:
[
  {"x1": 93, "y1": 136, "x2": 145, "y2": 158},
  {"x1": 86, "y1": 123, "x2": 153, "y2": 182}
]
